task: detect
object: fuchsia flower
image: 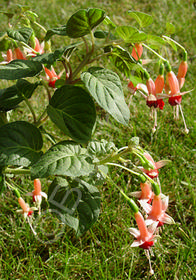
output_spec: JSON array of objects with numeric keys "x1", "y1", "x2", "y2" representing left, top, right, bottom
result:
[
  {"x1": 141, "y1": 152, "x2": 169, "y2": 179},
  {"x1": 16, "y1": 197, "x2": 37, "y2": 219},
  {"x1": 130, "y1": 181, "x2": 154, "y2": 204},
  {"x1": 140, "y1": 194, "x2": 175, "y2": 227},
  {"x1": 129, "y1": 211, "x2": 158, "y2": 249},
  {"x1": 146, "y1": 77, "x2": 165, "y2": 110},
  {"x1": 26, "y1": 179, "x2": 47, "y2": 212},
  {"x1": 26, "y1": 37, "x2": 45, "y2": 57},
  {"x1": 44, "y1": 66, "x2": 60, "y2": 88}
]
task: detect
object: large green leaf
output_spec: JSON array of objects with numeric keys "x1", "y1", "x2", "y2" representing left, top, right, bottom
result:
[
  {"x1": 7, "y1": 27, "x2": 33, "y2": 43},
  {"x1": 81, "y1": 67, "x2": 130, "y2": 125},
  {"x1": 109, "y1": 46, "x2": 144, "y2": 80},
  {"x1": 0, "y1": 59, "x2": 43, "y2": 80},
  {"x1": 147, "y1": 35, "x2": 166, "y2": 50},
  {"x1": 47, "y1": 85, "x2": 96, "y2": 143},
  {"x1": 45, "y1": 25, "x2": 67, "y2": 41},
  {"x1": 66, "y1": 8, "x2": 106, "y2": 38},
  {"x1": 48, "y1": 177, "x2": 101, "y2": 236},
  {"x1": 31, "y1": 141, "x2": 94, "y2": 179},
  {"x1": 128, "y1": 11, "x2": 153, "y2": 28},
  {"x1": 0, "y1": 79, "x2": 39, "y2": 111},
  {"x1": 0, "y1": 121, "x2": 43, "y2": 167}
]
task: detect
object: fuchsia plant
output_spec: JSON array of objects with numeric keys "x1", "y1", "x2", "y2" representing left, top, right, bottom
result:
[{"x1": 0, "y1": 6, "x2": 190, "y2": 275}]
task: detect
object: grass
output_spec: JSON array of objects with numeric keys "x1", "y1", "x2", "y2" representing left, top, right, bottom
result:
[{"x1": 0, "y1": 0, "x2": 196, "y2": 279}]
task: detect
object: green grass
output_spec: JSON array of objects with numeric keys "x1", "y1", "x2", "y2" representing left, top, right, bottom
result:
[{"x1": 0, "y1": 0, "x2": 196, "y2": 279}]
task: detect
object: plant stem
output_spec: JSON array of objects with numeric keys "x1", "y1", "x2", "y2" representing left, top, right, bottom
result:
[
  {"x1": 97, "y1": 148, "x2": 130, "y2": 165},
  {"x1": 23, "y1": 97, "x2": 36, "y2": 123},
  {"x1": 143, "y1": 43, "x2": 167, "y2": 62},
  {"x1": 3, "y1": 168, "x2": 31, "y2": 175},
  {"x1": 33, "y1": 21, "x2": 47, "y2": 33},
  {"x1": 162, "y1": 35, "x2": 186, "y2": 53},
  {"x1": 72, "y1": 52, "x2": 93, "y2": 80},
  {"x1": 35, "y1": 107, "x2": 48, "y2": 127},
  {"x1": 105, "y1": 162, "x2": 144, "y2": 178}
]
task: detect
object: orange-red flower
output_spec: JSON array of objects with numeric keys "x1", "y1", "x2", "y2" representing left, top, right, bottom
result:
[
  {"x1": 129, "y1": 211, "x2": 158, "y2": 249},
  {"x1": 130, "y1": 181, "x2": 154, "y2": 204},
  {"x1": 140, "y1": 194, "x2": 175, "y2": 227}
]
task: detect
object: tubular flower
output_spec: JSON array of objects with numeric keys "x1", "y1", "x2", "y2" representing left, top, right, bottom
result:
[
  {"x1": 14, "y1": 47, "x2": 26, "y2": 60},
  {"x1": 129, "y1": 211, "x2": 158, "y2": 249},
  {"x1": 128, "y1": 81, "x2": 148, "y2": 95},
  {"x1": 131, "y1": 43, "x2": 143, "y2": 61},
  {"x1": 141, "y1": 152, "x2": 170, "y2": 179},
  {"x1": 139, "y1": 194, "x2": 175, "y2": 227},
  {"x1": 146, "y1": 77, "x2": 165, "y2": 110},
  {"x1": 25, "y1": 37, "x2": 44, "y2": 57},
  {"x1": 44, "y1": 67, "x2": 60, "y2": 88},
  {"x1": 26, "y1": 179, "x2": 47, "y2": 210},
  {"x1": 130, "y1": 181, "x2": 154, "y2": 204},
  {"x1": 177, "y1": 61, "x2": 188, "y2": 89},
  {"x1": 16, "y1": 197, "x2": 37, "y2": 219}
]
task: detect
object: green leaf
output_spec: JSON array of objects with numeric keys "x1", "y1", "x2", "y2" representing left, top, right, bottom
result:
[
  {"x1": 166, "y1": 22, "x2": 176, "y2": 35},
  {"x1": 81, "y1": 67, "x2": 130, "y2": 126},
  {"x1": 128, "y1": 11, "x2": 153, "y2": 28},
  {"x1": 31, "y1": 141, "x2": 94, "y2": 179},
  {"x1": 0, "y1": 79, "x2": 39, "y2": 111},
  {"x1": 109, "y1": 46, "x2": 144, "y2": 79},
  {"x1": 45, "y1": 25, "x2": 67, "y2": 41},
  {"x1": 48, "y1": 177, "x2": 101, "y2": 236},
  {"x1": 47, "y1": 85, "x2": 96, "y2": 143},
  {"x1": 0, "y1": 39, "x2": 12, "y2": 51},
  {"x1": 103, "y1": 16, "x2": 116, "y2": 29},
  {"x1": 66, "y1": 8, "x2": 106, "y2": 38},
  {"x1": 147, "y1": 35, "x2": 166, "y2": 50},
  {"x1": 0, "y1": 121, "x2": 43, "y2": 167},
  {"x1": 116, "y1": 26, "x2": 147, "y2": 43},
  {"x1": 87, "y1": 139, "x2": 117, "y2": 157},
  {"x1": 7, "y1": 27, "x2": 33, "y2": 43},
  {"x1": 0, "y1": 59, "x2": 43, "y2": 80}
]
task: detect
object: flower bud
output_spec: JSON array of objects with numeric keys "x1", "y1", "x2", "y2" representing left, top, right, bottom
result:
[
  {"x1": 166, "y1": 71, "x2": 180, "y2": 95},
  {"x1": 155, "y1": 75, "x2": 164, "y2": 94},
  {"x1": 131, "y1": 43, "x2": 143, "y2": 61},
  {"x1": 146, "y1": 78, "x2": 156, "y2": 95},
  {"x1": 14, "y1": 47, "x2": 26, "y2": 60},
  {"x1": 177, "y1": 61, "x2": 188, "y2": 78},
  {"x1": 6, "y1": 49, "x2": 13, "y2": 62}
]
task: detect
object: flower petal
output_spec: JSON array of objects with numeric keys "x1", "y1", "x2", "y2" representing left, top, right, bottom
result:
[
  {"x1": 131, "y1": 240, "x2": 144, "y2": 247},
  {"x1": 41, "y1": 191, "x2": 48, "y2": 199},
  {"x1": 155, "y1": 160, "x2": 171, "y2": 169},
  {"x1": 148, "y1": 221, "x2": 159, "y2": 234},
  {"x1": 139, "y1": 200, "x2": 152, "y2": 214},
  {"x1": 128, "y1": 227, "x2": 140, "y2": 238},
  {"x1": 129, "y1": 191, "x2": 142, "y2": 198},
  {"x1": 160, "y1": 213, "x2": 175, "y2": 224}
]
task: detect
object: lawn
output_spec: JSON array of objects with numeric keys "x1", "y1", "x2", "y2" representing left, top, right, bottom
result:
[{"x1": 0, "y1": 0, "x2": 195, "y2": 279}]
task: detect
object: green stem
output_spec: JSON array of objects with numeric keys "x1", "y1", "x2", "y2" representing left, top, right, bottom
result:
[
  {"x1": 105, "y1": 162, "x2": 146, "y2": 182},
  {"x1": 90, "y1": 30, "x2": 95, "y2": 53},
  {"x1": 23, "y1": 97, "x2": 36, "y2": 123},
  {"x1": 33, "y1": 21, "x2": 47, "y2": 33},
  {"x1": 35, "y1": 107, "x2": 48, "y2": 127},
  {"x1": 97, "y1": 148, "x2": 130, "y2": 166},
  {"x1": 72, "y1": 52, "x2": 92, "y2": 80},
  {"x1": 143, "y1": 43, "x2": 167, "y2": 62},
  {"x1": 20, "y1": 41, "x2": 38, "y2": 54},
  {"x1": 3, "y1": 168, "x2": 31, "y2": 175},
  {"x1": 5, "y1": 181, "x2": 21, "y2": 197},
  {"x1": 162, "y1": 35, "x2": 186, "y2": 53},
  {"x1": 98, "y1": 168, "x2": 138, "y2": 213},
  {"x1": 40, "y1": 79, "x2": 52, "y2": 101}
]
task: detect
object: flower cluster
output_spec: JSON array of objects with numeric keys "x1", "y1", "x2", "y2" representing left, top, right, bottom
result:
[
  {"x1": 15, "y1": 179, "x2": 47, "y2": 234},
  {"x1": 1, "y1": 38, "x2": 61, "y2": 88},
  {"x1": 128, "y1": 44, "x2": 190, "y2": 133}
]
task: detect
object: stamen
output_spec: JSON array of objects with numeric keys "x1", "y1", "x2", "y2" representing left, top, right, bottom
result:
[
  {"x1": 27, "y1": 217, "x2": 37, "y2": 236},
  {"x1": 179, "y1": 104, "x2": 189, "y2": 134},
  {"x1": 145, "y1": 249, "x2": 154, "y2": 275}
]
